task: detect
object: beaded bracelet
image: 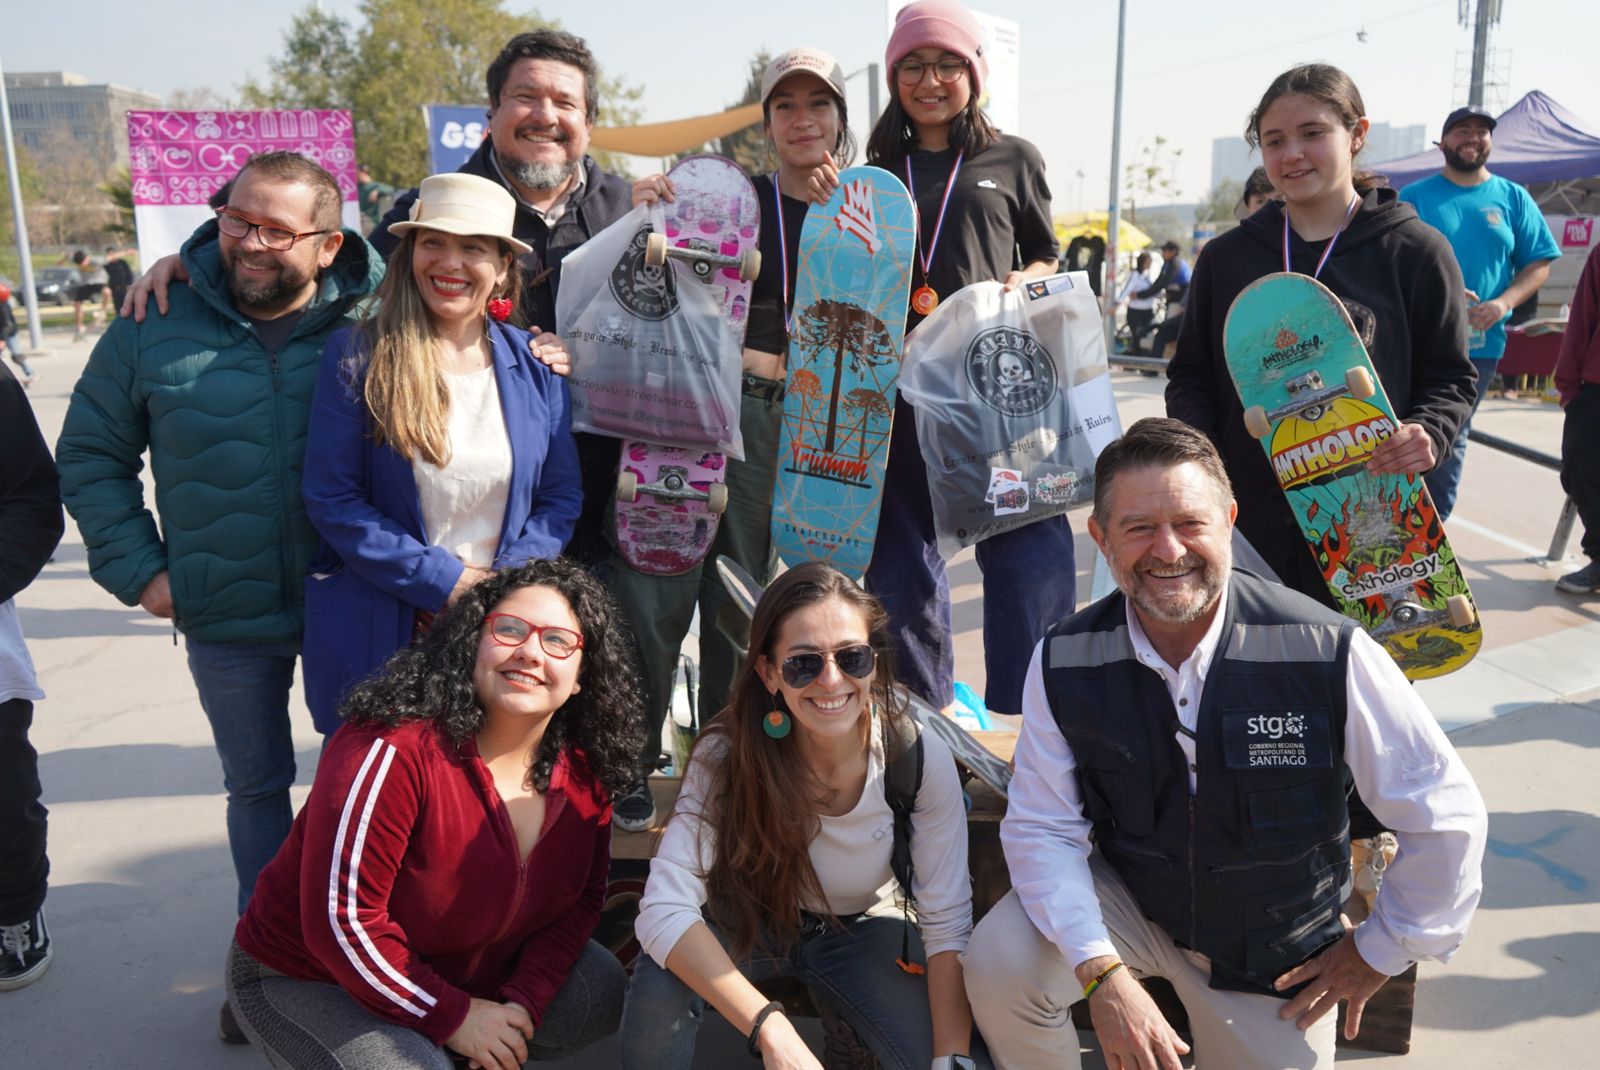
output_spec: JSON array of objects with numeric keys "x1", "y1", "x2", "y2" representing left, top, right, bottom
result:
[{"x1": 1083, "y1": 960, "x2": 1126, "y2": 1000}]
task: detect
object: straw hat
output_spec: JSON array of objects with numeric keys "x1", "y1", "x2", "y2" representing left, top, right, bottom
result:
[{"x1": 386, "y1": 173, "x2": 532, "y2": 254}]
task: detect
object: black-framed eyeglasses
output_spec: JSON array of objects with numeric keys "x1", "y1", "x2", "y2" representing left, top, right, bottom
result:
[
  {"x1": 484, "y1": 613, "x2": 585, "y2": 659},
  {"x1": 215, "y1": 208, "x2": 332, "y2": 251},
  {"x1": 894, "y1": 58, "x2": 969, "y2": 86},
  {"x1": 779, "y1": 644, "x2": 877, "y2": 688}
]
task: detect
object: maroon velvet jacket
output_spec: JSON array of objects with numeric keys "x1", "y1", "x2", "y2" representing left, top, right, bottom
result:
[{"x1": 235, "y1": 719, "x2": 610, "y2": 1043}]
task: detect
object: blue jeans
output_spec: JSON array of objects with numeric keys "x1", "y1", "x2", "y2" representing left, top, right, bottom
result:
[
  {"x1": 620, "y1": 914, "x2": 988, "y2": 1070},
  {"x1": 865, "y1": 397, "x2": 1076, "y2": 713},
  {"x1": 1424, "y1": 357, "x2": 1495, "y2": 521},
  {"x1": 185, "y1": 637, "x2": 303, "y2": 915}
]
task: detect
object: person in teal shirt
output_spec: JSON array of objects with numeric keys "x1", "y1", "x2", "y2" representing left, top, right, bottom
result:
[{"x1": 1401, "y1": 105, "x2": 1560, "y2": 518}]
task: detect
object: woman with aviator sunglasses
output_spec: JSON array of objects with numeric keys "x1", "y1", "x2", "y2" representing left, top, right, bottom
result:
[
  {"x1": 621, "y1": 563, "x2": 989, "y2": 1070},
  {"x1": 226, "y1": 559, "x2": 646, "y2": 1070}
]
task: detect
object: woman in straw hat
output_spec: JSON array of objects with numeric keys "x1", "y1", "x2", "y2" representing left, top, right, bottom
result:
[{"x1": 300, "y1": 172, "x2": 583, "y2": 734}]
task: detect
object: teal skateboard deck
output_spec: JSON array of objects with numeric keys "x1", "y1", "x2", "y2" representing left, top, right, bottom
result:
[
  {"x1": 1224, "y1": 273, "x2": 1481, "y2": 679},
  {"x1": 771, "y1": 167, "x2": 915, "y2": 579}
]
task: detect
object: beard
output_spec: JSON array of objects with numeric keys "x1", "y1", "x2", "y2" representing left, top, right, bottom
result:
[
  {"x1": 1442, "y1": 143, "x2": 1489, "y2": 173},
  {"x1": 1114, "y1": 549, "x2": 1230, "y2": 626},
  {"x1": 495, "y1": 145, "x2": 578, "y2": 193},
  {"x1": 225, "y1": 252, "x2": 314, "y2": 314}
]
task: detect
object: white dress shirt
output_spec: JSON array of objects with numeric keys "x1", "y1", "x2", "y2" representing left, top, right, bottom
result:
[{"x1": 1002, "y1": 583, "x2": 1488, "y2": 977}]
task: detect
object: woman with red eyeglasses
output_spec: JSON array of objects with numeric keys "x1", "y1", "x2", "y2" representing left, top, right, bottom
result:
[
  {"x1": 620, "y1": 562, "x2": 989, "y2": 1070},
  {"x1": 226, "y1": 559, "x2": 646, "y2": 1070}
]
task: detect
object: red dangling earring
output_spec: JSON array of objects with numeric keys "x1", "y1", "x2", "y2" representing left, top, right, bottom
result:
[{"x1": 486, "y1": 297, "x2": 514, "y2": 322}]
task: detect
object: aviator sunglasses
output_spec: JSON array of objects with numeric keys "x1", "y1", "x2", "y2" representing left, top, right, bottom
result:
[
  {"x1": 484, "y1": 613, "x2": 584, "y2": 659},
  {"x1": 779, "y1": 644, "x2": 878, "y2": 688}
]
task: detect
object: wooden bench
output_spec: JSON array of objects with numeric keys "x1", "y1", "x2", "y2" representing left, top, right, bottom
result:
[{"x1": 600, "y1": 729, "x2": 1416, "y2": 1057}]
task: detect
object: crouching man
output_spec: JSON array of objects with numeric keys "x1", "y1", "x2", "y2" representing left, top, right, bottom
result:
[{"x1": 963, "y1": 417, "x2": 1487, "y2": 1069}]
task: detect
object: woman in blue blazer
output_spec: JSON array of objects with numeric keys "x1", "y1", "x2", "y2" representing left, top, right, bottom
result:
[{"x1": 302, "y1": 173, "x2": 582, "y2": 733}]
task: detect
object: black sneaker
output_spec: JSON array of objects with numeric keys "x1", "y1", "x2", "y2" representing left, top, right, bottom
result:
[
  {"x1": 1556, "y1": 560, "x2": 1600, "y2": 595},
  {"x1": 220, "y1": 999, "x2": 249, "y2": 1044},
  {"x1": 0, "y1": 907, "x2": 51, "y2": 991},
  {"x1": 613, "y1": 780, "x2": 657, "y2": 834}
]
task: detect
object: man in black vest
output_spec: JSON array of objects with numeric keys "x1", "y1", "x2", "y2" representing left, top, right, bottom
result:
[{"x1": 963, "y1": 418, "x2": 1486, "y2": 1069}]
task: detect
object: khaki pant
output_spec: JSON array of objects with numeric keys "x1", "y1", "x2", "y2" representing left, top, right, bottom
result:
[{"x1": 962, "y1": 856, "x2": 1335, "y2": 1069}]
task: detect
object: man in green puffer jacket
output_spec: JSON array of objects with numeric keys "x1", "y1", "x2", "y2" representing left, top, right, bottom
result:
[{"x1": 56, "y1": 153, "x2": 382, "y2": 940}]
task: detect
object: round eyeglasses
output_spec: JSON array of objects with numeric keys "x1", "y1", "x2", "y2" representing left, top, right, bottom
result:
[
  {"x1": 894, "y1": 58, "x2": 969, "y2": 86},
  {"x1": 484, "y1": 613, "x2": 585, "y2": 659},
  {"x1": 779, "y1": 644, "x2": 877, "y2": 688}
]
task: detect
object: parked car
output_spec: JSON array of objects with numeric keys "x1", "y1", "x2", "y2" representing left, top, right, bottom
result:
[{"x1": 34, "y1": 267, "x2": 77, "y2": 305}]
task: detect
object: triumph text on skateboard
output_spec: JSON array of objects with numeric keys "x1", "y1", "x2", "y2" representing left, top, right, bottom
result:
[
  {"x1": 1224, "y1": 272, "x2": 1481, "y2": 679},
  {"x1": 770, "y1": 167, "x2": 916, "y2": 579}
]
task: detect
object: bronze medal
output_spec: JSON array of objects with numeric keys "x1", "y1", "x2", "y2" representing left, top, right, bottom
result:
[{"x1": 911, "y1": 285, "x2": 940, "y2": 316}]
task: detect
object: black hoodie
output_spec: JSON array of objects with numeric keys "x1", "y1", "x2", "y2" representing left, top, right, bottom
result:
[{"x1": 1166, "y1": 186, "x2": 1476, "y2": 603}]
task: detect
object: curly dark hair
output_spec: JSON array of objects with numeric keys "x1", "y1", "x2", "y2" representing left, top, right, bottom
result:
[{"x1": 339, "y1": 559, "x2": 645, "y2": 797}]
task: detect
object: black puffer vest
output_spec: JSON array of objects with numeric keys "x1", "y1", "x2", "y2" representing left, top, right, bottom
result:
[{"x1": 1044, "y1": 570, "x2": 1356, "y2": 995}]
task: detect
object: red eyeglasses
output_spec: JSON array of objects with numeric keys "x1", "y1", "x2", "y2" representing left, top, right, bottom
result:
[{"x1": 484, "y1": 613, "x2": 585, "y2": 659}]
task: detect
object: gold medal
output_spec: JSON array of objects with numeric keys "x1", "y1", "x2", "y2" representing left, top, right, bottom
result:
[{"x1": 911, "y1": 285, "x2": 940, "y2": 316}]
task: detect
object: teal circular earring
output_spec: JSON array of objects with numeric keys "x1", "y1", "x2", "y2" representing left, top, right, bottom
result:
[{"x1": 763, "y1": 698, "x2": 792, "y2": 739}]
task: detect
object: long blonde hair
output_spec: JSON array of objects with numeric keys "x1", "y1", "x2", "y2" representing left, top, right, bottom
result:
[{"x1": 358, "y1": 230, "x2": 520, "y2": 465}]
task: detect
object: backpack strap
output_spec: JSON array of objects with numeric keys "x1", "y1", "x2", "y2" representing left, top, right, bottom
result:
[{"x1": 881, "y1": 712, "x2": 924, "y2": 904}]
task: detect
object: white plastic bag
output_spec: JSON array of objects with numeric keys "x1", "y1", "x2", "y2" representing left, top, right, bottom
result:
[
  {"x1": 900, "y1": 272, "x2": 1120, "y2": 557},
  {"x1": 556, "y1": 201, "x2": 745, "y2": 458}
]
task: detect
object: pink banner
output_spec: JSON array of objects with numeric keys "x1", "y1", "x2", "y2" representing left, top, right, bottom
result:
[{"x1": 126, "y1": 109, "x2": 359, "y2": 208}]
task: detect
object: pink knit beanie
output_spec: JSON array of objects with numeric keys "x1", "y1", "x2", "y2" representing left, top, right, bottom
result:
[{"x1": 886, "y1": 1, "x2": 987, "y2": 100}]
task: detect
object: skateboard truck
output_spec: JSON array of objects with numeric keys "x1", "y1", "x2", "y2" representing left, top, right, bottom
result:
[
  {"x1": 645, "y1": 231, "x2": 761, "y2": 283},
  {"x1": 617, "y1": 465, "x2": 729, "y2": 513},
  {"x1": 1244, "y1": 366, "x2": 1376, "y2": 439},
  {"x1": 1369, "y1": 588, "x2": 1478, "y2": 636}
]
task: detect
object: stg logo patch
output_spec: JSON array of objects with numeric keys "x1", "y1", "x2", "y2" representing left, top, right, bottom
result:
[{"x1": 1224, "y1": 708, "x2": 1330, "y2": 769}]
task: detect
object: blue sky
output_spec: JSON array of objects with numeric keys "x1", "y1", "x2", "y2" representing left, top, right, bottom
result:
[{"x1": 9, "y1": 0, "x2": 1595, "y2": 210}]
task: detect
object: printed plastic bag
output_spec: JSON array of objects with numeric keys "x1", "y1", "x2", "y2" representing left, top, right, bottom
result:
[
  {"x1": 556, "y1": 201, "x2": 744, "y2": 458},
  {"x1": 900, "y1": 272, "x2": 1121, "y2": 557}
]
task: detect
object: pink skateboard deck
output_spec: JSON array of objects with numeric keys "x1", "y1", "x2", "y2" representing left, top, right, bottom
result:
[{"x1": 614, "y1": 154, "x2": 759, "y2": 575}]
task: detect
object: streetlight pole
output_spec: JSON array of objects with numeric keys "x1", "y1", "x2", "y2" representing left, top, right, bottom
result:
[
  {"x1": 1104, "y1": 0, "x2": 1128, "y2": 345},
  {"x1": 0, "y1": 53, "x2": 45, "y2": 352}
]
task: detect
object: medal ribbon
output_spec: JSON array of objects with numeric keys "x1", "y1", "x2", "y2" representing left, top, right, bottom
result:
[
  {"x1": 1283, "y1": 192, "x2": 1360, "y2": 280},
  {"x1": 904, "y1": 151, "x2": 964, "y2": 289},
  {"x1": 771, "y1": 175, "x2": 794, "y2": 334}
]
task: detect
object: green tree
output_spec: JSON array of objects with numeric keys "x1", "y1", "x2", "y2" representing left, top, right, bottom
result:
[
  {"x1": 713, "y1": 51, "x2": 771, "y2": 175},
  {"x1": 0, "y1": 145, "x2": 44, "y2": 251},
  {"x1": 240, "y1": 6, "x2": 358, "y2": 112},
  {"x1": 1196, "y1": 177, "x2": 1244, "y2": 230},
  {"x1": 244, "y1": 0, "x2": 644, "y2": 186},
  {"x1": 1122, "y1": 135, "x2": 1182, "y2": 224},
  {"x1": 102, "y1": 169, "x2": 136, "y2": 241}
]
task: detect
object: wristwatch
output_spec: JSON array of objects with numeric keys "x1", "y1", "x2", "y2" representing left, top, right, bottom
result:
[{"x1": 931, "y1": 1057, "x2": 977, "y2": 1070}]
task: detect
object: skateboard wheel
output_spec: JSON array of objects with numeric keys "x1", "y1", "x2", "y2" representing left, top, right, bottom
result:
[
  {"x1": 644, "y1": 231, "x2": 668, "y2": 267},
  {"x1": 738, "y1": 248, "x2": 761, "y2": 282},
  {"x1": 1345, "y1": 366, "x2": 1375, "y2": 399},
  {"x1": 706, "y1": 483, "x2": 729, "y2": 514},
  {"x1": 1447, "y1": 594, "x2": 1477, "y2": 627},
  {"x1": 1243, "y1": 405, "x2": 1271, "y2": 439},
  {"x1": 616, "y1": 470, "x2": 639, "y2": 503}
]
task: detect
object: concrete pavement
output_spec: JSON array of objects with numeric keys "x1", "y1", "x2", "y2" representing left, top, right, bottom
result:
[{"x1": 6, "y1": 328, "x2": 1599, "y2": 1067}]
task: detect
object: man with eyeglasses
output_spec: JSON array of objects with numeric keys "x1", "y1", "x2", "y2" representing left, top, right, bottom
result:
[{"x1": 55, "y1": 150, "x2": 382, "y2": 1042}]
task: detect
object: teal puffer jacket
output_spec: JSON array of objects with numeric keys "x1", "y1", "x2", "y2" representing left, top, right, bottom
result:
[{"x1": 57, "y1": 221, "x2": 383, "y2": 643}]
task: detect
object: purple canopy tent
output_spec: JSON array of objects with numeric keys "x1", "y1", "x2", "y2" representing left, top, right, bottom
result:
[{"x1": 1368, "y1": 90, "x2": 1600, "y2": 214}]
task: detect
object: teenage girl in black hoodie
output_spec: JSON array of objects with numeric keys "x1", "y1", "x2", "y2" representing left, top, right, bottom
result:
[{"x1": 1167, "y1": 64, "x2": 1477, "y2": 604}]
